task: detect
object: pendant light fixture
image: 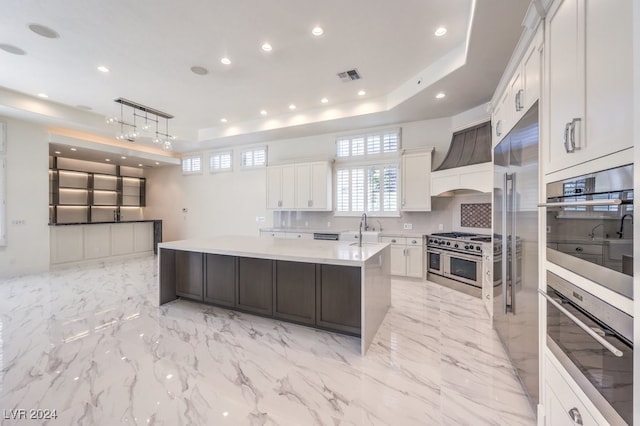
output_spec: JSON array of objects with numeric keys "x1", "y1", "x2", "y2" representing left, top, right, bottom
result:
[{"x1": 106, "y1": 98, "x2": 175, "y2": 150}]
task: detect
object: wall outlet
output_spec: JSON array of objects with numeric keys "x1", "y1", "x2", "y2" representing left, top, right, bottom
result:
[
  {"x1": 438, "y1": 224, "x2": 444, "y2": 230},
  {"x1": 403, "y1": 223, "x2": 413, "y2": 230},
  {"x1": 255, "y1": 216, "x2": 265, "y2": 223},
  {"x1": 11, "y1": 219, "x2": 26, "y2": 225},
  {"x1": 327, "y1": 221, "x2": 331, "y2": 228},
  {"x1": 304, "y1": 221, "x2": 309, "y2": 227},
  {"x1": 546, "y1": 226, "x2": 551, "y2": 233}
]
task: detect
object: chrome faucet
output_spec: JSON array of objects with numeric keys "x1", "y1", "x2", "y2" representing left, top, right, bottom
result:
[
  {"x1": 617, "y1": 214, "x2": 633, "y2": 239},
  {"x1": 358, "y1": 221, "x2": 363, "y2": 247},
  {"x1": 588, "y1": 223, "x2": 603, "y2": 240},
  {"x1": 361, "y1": 213, "x2": 368, "y2": 231}
]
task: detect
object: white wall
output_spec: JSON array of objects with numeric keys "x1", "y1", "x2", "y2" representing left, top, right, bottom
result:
[
  {"x1": 0, "y1": 116, "x2": 50, "y2": 278},
  {"x1": 146, "y1": 112, "x2": 492, "y2": 242}
]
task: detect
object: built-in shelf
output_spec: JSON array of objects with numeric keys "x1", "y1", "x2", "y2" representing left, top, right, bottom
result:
[{"x1": 49, "y1": 159, "x2": 146, "y2": 224}]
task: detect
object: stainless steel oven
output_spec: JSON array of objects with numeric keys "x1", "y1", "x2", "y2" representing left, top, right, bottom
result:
[
  {"x1": 540, "y1": 272, "x2": 633, "y2": 425},
  {"x1": 542, "y1": 164, "x2": 634, "y2": 300},
  {"x1": 426, "y1": 233, "x2": 487, "y2": 294}
]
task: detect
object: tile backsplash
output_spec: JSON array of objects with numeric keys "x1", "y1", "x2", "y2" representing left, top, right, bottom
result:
[{"x1": 460, "y1": 203, "x2": 491, "y2": 228}]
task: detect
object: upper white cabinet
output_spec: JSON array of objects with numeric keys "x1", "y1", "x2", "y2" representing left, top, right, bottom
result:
[
  {"x1": 492, "y1": 25, "x2": 543, "y2": 148},
  {"x1": 294, "y1": 162, "x2": 332, "y2": 210},
  {"x1": 266, "y1": 164, "x2": 295, "y2": 209},
  {"x1": 545, "y1": 0, "x2": 633, "y2": 174},
  {"x1": 401, "y1": 148, "x2": 433, "y2": 211},
  {"x1": 267, "y1": 161, "x2": 332, "y2": 211}
]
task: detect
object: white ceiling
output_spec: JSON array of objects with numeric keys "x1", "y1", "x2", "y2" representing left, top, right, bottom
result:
[{"x1": 0, "y1": 0, "x2": 532, "y2": 155}]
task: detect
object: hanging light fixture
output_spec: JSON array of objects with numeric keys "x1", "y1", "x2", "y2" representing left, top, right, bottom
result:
[{"x1": 106, "y1": 98, "x2": 175, "y2": 150}]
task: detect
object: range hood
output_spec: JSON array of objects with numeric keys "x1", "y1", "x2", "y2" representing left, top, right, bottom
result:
[{"x1": 431, "y1": 121, "x2": 492, "y2": 196}]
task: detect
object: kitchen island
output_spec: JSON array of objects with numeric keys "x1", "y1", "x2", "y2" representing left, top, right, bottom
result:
[{"x1": 158, "y1": 236, "x2": 391, "y2": 354}]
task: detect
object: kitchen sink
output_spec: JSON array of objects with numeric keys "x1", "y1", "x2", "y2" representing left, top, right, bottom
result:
[
  {"x1": 349, "y1": 242, "x2": 380, "y2": 247},
  {"x1": 339, "y1": 231, "x2": 380, "y2": 243}
]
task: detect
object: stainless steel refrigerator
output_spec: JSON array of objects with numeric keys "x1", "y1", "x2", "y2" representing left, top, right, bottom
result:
[{"x1": 493, "y1": 103, "x2": 539, "y2": 408}]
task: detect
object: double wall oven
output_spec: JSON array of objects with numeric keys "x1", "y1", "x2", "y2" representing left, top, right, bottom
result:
[
  {"x1": 426, "y1": 232, "x2": 490, "y2": 294},
  {"x1": 539, "y1": 164, "x2": 634, "y2": 425}
]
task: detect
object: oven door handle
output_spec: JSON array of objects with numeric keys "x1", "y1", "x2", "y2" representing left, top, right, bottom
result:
[
  {"x1": 538, "y1": 199, "x2": 623, "y2": 208},
  {"x1": 538, "y1": 289, "x2": 623, "y2": 357}
]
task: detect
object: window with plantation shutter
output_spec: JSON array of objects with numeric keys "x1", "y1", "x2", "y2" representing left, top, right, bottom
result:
[
  {"x1": 240, "y1": 146, "x2": 267, "y2": 168},
  {"x1": 210, "y1": 151, "x2": 232, "y2": 173},
  {"x1": 334, "y1": 128, "x2": 401, "y2": 216},
  {"x1": 182, "y1": 155, "x2": 202, "y2": 175}
]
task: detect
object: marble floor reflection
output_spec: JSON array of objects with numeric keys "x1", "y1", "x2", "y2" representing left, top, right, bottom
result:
[{"x1": 0, "y1": 256, "x2": 535, "y2": 425}]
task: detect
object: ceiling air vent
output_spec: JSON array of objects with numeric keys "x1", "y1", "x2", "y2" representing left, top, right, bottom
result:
[{"x1": 337, "y1": 69, "x2": 361, "y2": 82}]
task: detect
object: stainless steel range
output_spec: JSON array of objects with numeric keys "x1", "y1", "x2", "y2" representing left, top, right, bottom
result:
[{"x1": 426, "y1": 232, "x2": 491, "y2": 296}]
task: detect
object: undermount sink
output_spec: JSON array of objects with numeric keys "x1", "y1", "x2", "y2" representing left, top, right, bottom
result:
[
  {"x1": 349, "y1": 242, "x2": 380, "y2": 247},
  {"x1": 339, "y1": 231, "x2": 380, "y2": 243}
]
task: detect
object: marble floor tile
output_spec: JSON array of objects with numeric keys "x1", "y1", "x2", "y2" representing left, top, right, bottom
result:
[{"x1": 0, "y1": 256, "x2": 536, "y2": 425}]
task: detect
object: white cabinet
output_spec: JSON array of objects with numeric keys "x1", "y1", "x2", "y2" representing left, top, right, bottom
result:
[
  {"x1": 84, "y1": 224, "x2": 111, "y2": 259},
  {"x1": 50, "y1": 226, "x2": 84, "y2": 264},
  {"x1": 294, "y1": 162, "x2": 332, "y2": 210},
  {"x1": 267, "y1": 161, "x2": 332, "y2": 211},
  {"x1": 492, "y1": 25, "x2": 542, "y2": 148},
  {"x1": 266, "y1": 165, "x2": 295, "y2": 209},
  {"x1": 545, "y1": 0, "x2": 633, "y2": 174},
  {"x1": 544, "y1": 353, "x2": 605, "y2": 425},
  {"x1": 133, "y1": 222, "x2": 154, "y2": 252},
  {"x1": 111, "y1": 223, "x2": 135, "y2": 256},
  {"x1": 431, "y1": 162, "x2": 493, "y2": 195},
  {"x1": 401, "y1": 148, "x2": 433, "y2": 211},
  {"x1": 381, "y1": 236, "x2": 423, "y2": 278}
]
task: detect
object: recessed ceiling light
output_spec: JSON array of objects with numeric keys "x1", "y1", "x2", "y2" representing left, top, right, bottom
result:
[
  {"x1": 121, "y1": 156, "x2": 127, "y2": 159},
  {"x1": 261, "y1": 43, "x2": 272, "y2": 52},
  {"x1": 190, "y1": 65, "x2": 208, "y2": 75},
  {"x1": 28, "y1": 23, "x2": 60, "y2": 39},
  {"x1": 321, "y1": 97, "x2": 328, "y2": 104},
  {"x1": 155, "y1": 162, "x2": 160, "y2": 165},
  {"x1": 260, "y1": 110, "x2": 267, "y2": 116},
  {"x1": 435, "y1": 92, "x2": 446, "y2": 99},
  {"x1": 37, "y1": 93, "x2": 48, "y2": 98},
  {"x1": 0, "y1": 44, "x2": 26, "y2": 55},
  {"x1": 54, "y1": 151, "x2": 61, "y2": 154},
  {"x1": 105, "y1": 158, "x2": 111, "y2": 162},
  {"x1": 220, "y1": 57, "x2": 231, "y2": 65},
  {"x1": 289, "y1": 104, "x2": 296, "y2": 110},
  {"x1": 435, "y1": 27, "x2": 447, "y2": 37},
  {"x1": 70, "y1": 148, "x2": 77, "y2": 151},
  {"x1": 97, "y1": 65, "x2": 109, "y2": 73},
  {"x1": 220, "y1": 118, "x2": 227, "y2": 123},
  {"x1": 358, "y1": 90, "x2": 366, "y2": 96},
  {"x1": 138, "y1": 163, "x2": 143, "y2": 167},
  {"x1": 312, "y1": 26, "x2": 324, "y2": 36}
]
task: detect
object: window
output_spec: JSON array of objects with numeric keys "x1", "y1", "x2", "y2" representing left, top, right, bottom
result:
[
  {"x1": 210, "y1": 151, "x2": 232, "y2": 173},
  {"x1": 335, "y1": 128, "x2": 401, "y2": 216},
  {"x1": 240, "y1": 146, "x2": 267, "y2": 168},
  {"x1": 336, "y1": 129, "x2": 400, "y2": 158},
  {"x1": 182, "y1": 155, "x2": 202, "y2": 175}
]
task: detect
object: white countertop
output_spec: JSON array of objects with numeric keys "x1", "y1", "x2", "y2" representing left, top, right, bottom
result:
[{"x1": 159, "y1": 235, "x2": 389, "y2": 266}]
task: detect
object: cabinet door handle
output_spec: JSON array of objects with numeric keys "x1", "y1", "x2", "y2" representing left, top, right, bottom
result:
[
  {"x1": 570, "y1": 117, "x2": 581, "y2": 152},
  {"x1": 563, "y1": 122, "x2": 574, "y2": 153},
  {"x1": 278, "y1": 200, "x2": 282, "y2": 207},
  {"x1": 403, "y1": 248, "x2": 407, "y2": 256},
  {"x1": 308, "y1": 200, "x2": 312, "y2": 207},
  {"x1": 391, "y1": 239, "x2": 397, "y2": 243},
  {"x1": 568, "y1": 407, "x2": 583, "y2": 425},
  {"x1": 516, "y1": 89, "x2": 524, "y2": 111},
  {"x1": 411, "y1": 240, "x2": 417, "y2": 244},
  {"x1": 496, "y1": 120, "x2": 502, "y2": 137}
]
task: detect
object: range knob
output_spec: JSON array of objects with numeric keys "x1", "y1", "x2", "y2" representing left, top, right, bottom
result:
[
  {"x1": 446, "y1": 241, "x2": 451, "y2": 246},
  {"x1": 476, "y1": 246, "x2": 481, "y2": 251},
  {"x1": 454, "y1": 244, "x2": 459, "y2": 248},
  {"x1": 464, "y1": 245, "x2": 470, "y2": 250}
]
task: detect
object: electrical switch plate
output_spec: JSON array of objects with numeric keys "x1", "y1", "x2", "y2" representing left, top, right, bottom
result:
[
  {"x1": 327, "y1": 221, "x2": 331, "y2": 228},
  {"x1": 256, "y1": 216, "x2": 265, "y2": 222},
  {"x1": 438, "y1": 224, "x2": 444, "y2": 230},
  {"x1": 403, "y1": 223, "x2": 412, "y2": 230}
]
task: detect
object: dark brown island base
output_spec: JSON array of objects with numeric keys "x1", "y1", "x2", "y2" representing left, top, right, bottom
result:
[{"x1": 158, "y1": 236, "x2": 391, "y2": 354}]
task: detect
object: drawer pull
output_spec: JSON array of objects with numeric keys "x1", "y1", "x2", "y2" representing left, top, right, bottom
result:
[
  {"x1": 391, "y1": 239, "x2": 396, "y2": 243},
  {"x1": 568, "y1": 407, "x2": 583, "y2": 425},
  {"x1": 412, "y1": 240, "x2": 417, "y2": 244},
  {"x1": 575, "y1": 247, "x2": 583, "y2": 252}
]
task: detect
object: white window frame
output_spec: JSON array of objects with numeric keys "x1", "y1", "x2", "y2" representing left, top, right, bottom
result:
[
  {"x1": 334, "y1": 128, "x2": 402, "y2": 217},
  {"x1": 240, "y1": 146, "x2": 267, "y2": 169},
  {"x1": 209, "y1": 150, "x2": 233, "y2": 173},
  {"x1": 182, "y1": 155, "x2": 203, "y2": 175}
]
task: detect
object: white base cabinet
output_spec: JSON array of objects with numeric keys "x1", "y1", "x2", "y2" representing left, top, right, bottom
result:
[
  {"x1": 51, "y1": 222, "x2": 155, "y2": 265},
  {"x1": 381, "y1": 236, "x2": 423, "y2": 278}
]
